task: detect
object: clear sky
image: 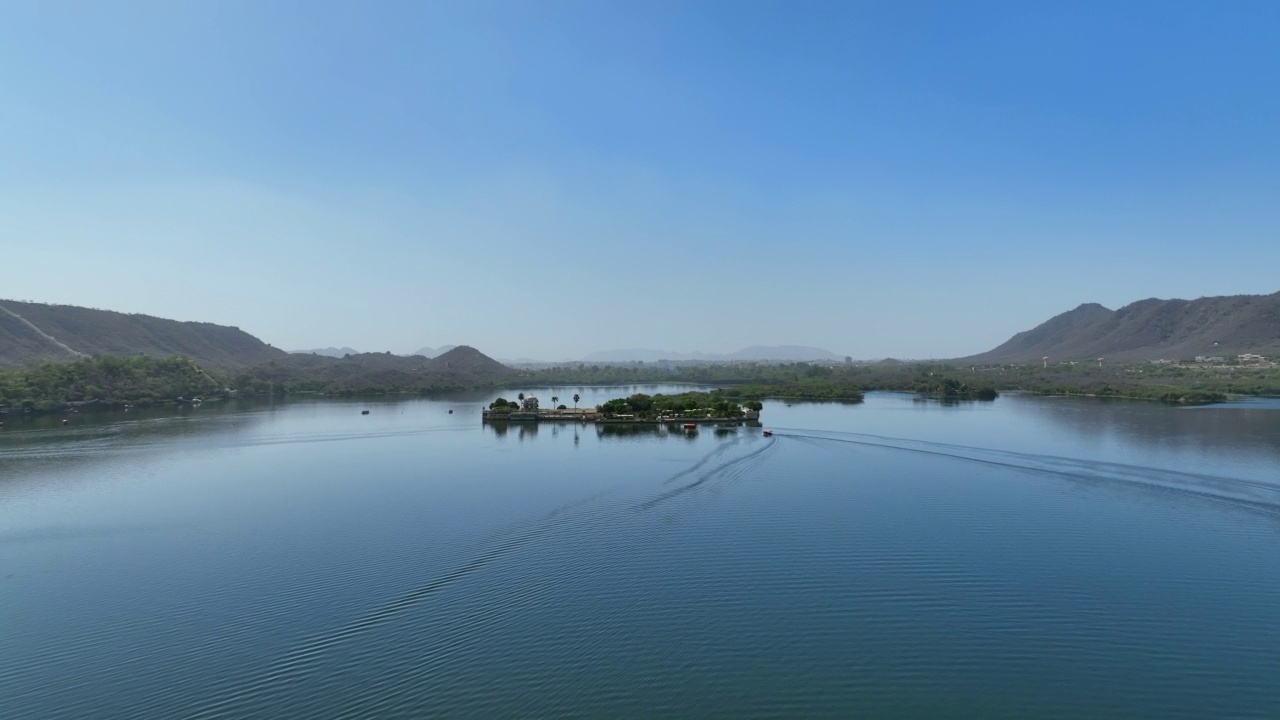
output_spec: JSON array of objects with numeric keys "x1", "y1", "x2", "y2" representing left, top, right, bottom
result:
[{"x1": 3, "y1": 1, "x2": 1278, "y2": 360}]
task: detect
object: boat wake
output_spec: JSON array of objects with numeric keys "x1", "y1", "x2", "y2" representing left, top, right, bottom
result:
[
  {"x1": 185, "y1": 435, "x2": 779, "y2": 717},
  {"x1": 639, "y1": 439, "x2": 779, "y2": 511},
  {"x1": 770, "y1": 427, "x2": 1280, "y2": 518}
]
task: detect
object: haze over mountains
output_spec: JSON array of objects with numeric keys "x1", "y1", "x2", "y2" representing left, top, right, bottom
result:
[
  {"x1": 580, "y1": 346, "x2": 844, "y2": 363},
  {"x1": 0, "y1": 299, "x2": 850, "y2": 370},
  {"x1": 965, "y1": 291, "x2": 1280, "y2": 363},
  {"x1": 293, "y1": 345, "x2": 840, "y2": 363},
  {"x1": 290, "y1": 346, "x2": 459, "y2": 359},
  {"x1": 0, "y1": 299, "x2": 516, "y2": 394},
  {"x1": 291, "y1": 347, "x2": 360, "y2": 358},
  {"x1": 5, "y1": 291, "x2": 1278, "y2": 373},
  {"x1": 410, "y1": 346, "x2": 459, "y2": 359},
  {"x1": 247, "y1": 346, "x2": 514, "y2": 391}
]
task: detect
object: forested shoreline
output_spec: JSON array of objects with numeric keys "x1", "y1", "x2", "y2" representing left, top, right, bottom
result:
[{"x1": 8, "y1": 353, "x2": 1280, "y2": 415}]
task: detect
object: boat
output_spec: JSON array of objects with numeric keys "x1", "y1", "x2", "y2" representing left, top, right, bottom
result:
[
  {"x1": 683, "y1": 422, "x2": 697, "y2": 430},
  {"x1": 763, "y1": 430, "x2": 773, "y2": 437}
]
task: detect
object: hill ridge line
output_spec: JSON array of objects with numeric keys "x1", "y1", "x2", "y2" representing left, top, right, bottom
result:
[
  {"x1": 0, "y1": 299, "x2": 289, "y2": 370},
  {"x1": 964, "y1": 290, "x2": 1280, "y2": 363},
  {"x1": 0, "y1": 302, "x2": 88, "y2": 359}
]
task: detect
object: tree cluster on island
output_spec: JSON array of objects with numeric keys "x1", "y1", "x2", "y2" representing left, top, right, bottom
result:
[
  {"x1": 486, "y1": 397, "x2": 522, "y2": 414},
  {"x1": 597, "y1": 391, "x2": 763, "y2": 420}
]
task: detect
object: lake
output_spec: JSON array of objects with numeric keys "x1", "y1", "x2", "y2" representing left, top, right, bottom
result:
[{"x1": 3, "y1": 388, "x2": 1279, "y2": 718}]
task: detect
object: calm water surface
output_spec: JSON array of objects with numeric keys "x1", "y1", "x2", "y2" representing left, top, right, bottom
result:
[{"x1": 2, "y1": 388, "x2": 1279, "y2": 718}]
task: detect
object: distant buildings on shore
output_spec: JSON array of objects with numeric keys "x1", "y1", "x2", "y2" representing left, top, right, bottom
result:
[{"x1": 1190, "y1": 354, "x2": 1269, "y2": 365}]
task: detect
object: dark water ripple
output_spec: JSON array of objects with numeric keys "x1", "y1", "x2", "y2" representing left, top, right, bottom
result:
[{"x1": 174, "y1": 436, "x2": 779, "y2": 718}]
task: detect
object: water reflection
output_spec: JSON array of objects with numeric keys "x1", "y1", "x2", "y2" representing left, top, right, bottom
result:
[
  {"x1": 6, "y1": 388, "x2": 1280, "y2": 719},
  {"x1": 597, "y1": 423, "x2": 672, "y2": 439},
  {"x1": 594, "y1": 423, "x2": 750, "y2": 441},
  {"x1": 0, "y1": 400, "x2": 279, "y2": 484},
  {"x1": 1007, "y1": 394, "x2": 1280, "y2": 461},
  {"x1": 0, "y1": 395, "x2": 462, "y2": 492},
  {"x1": 482, "y1": 421, "x2": 756, "y2": 442},
  {"x1": 911, "y1": 395, "x2": 991, "y2": 407}
]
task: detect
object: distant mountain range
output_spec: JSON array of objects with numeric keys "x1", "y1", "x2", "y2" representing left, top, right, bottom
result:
[
  {"x1": 244, "y1": 346, "x2": 514, "y2": 391},
  {"x1": 407, "y1": 345, "x2": 458, "y2": 358},
  {"x1": 0, "y1": 298, "x2": 516, "y2": 392},
  {"x1": 0, "y1": 299, "x2": 844, "y2": 371},
  {"x1": 0, "y1": 300, "x2": 287, "y2": 370},
  {"x1": 966, "y1": 291, "x2": 1280, "y2": 363},
  {"x1": 581, "y1": 346, "x2": 843, "y2": 363},
  {"x1": 289, "y1": 345, "x2": 459, "y2": 359},
  {"x1": 292, "y1": 346, "x2": 360, "y2": 358},
  {"x1": 15, "y1": 290, "x2": 1276, "y2": 376}
]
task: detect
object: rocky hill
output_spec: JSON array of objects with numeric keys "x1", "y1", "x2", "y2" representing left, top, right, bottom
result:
[
  {"x1": 0, "y1": 300, "x2": 288, "y2": 370},
  {"x1": 966, "y1": 291, "x2": 1280, "y2": 363}
]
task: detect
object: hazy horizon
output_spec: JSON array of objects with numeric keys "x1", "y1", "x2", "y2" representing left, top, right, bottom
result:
[
  {"x1": 290, "y1": 343, "x2": 853, "y2": 362},
  {"x1": 4, "y1": 1, "x2": 1279, "y2": 360}
]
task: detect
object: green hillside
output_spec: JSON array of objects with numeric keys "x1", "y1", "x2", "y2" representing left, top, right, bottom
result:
[{"x1": 0, "y1": 356, "x2": 225, "y2": 411}]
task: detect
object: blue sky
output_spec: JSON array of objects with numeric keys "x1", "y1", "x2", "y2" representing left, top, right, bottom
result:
[{"x1": 3, "y1": 1, "x2": 1278, "y2": 360}]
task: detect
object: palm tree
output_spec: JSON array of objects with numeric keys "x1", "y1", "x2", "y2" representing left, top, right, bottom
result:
[
  {"x1": 551, "y1": 396, "x2": 559, "y2": 408},
  {"x1": 573, "y1": 393, "x2": 580, "y2": 409}
]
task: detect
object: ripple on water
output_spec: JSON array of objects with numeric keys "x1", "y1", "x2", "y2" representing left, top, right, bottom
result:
[{"x1": 3, "y1": 410, "x2": 1280, "y2": 718}]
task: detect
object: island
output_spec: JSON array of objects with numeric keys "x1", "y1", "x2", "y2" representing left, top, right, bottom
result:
[{"x1": 482, "y1": 391, "x2": 763, "y2": 425}]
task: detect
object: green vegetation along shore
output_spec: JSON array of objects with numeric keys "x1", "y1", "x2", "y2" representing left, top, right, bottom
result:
[
  {"x1": 0, "y1": 356, "x2": 225, "y2": 411},
  {"x1": 524, "y1": 362, "x2": 995, "y2": 402},
  {"x1": 525, "y1": 359, "x2": 1280, "y2": 405},
  {"x1": 8, "y1": 351, "x2": 1280, "y2": 415}
]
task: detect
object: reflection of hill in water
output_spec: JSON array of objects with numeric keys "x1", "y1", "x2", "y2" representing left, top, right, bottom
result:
[
  {"x1": 0, "y1": 401, "x2": 280, "y2": 487},
  {"x1": 0, "y1": 397, "x2": 439, "y2": 489},
  {"x1": 1009, "y1": 396, "x2": 1280, "y2": 463}
]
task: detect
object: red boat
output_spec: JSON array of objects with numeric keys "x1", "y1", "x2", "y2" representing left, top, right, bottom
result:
[{"x1": 683, "y1": 423, "x2": 697, "y2": 430}]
